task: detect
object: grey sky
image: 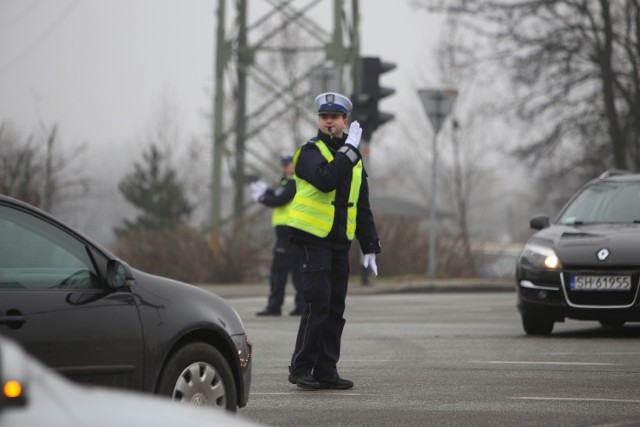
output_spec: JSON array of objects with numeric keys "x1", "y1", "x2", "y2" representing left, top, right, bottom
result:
[{"x1": 0, "y1": 1, "x2": 444, "y2": 152}]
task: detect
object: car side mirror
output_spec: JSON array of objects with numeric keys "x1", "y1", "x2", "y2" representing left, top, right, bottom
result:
[
  {"x1": 106, "y1": 260, "x2": 136, "y2": 289},
  {"x1": 530, "y1": 214, "x2": 550, "y2": 230}
]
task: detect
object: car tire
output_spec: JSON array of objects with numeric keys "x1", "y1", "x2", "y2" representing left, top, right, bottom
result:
[
  {"x1": 157, "y1": 342, "x2": 237, "y2": 412},
  {"x1": 599, "y1": 320, "x2": 626, "y2": 328},
  {"x1": 522, "y1": 315, "x2": 554, "y2": 335}
]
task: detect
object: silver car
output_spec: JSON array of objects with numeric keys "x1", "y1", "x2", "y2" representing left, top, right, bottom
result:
[{"x1": 0, "y1": 335, "x2": 261, "y2": 426}]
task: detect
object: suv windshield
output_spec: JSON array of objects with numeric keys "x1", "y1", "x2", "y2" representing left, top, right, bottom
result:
[{"x1": 558, "y1": 180, "x2": 640, "y2": 225}]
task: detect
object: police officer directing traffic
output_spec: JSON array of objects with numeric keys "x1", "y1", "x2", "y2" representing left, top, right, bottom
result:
[
  {"x1": 287, "y1": 92, "x2": 381, "y2": 391},
  {"x1": 250, "y1": 154, "x2": 304, "y2": 316}
]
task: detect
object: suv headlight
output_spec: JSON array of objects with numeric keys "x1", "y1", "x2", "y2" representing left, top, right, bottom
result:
[{"x1": 519, "y1": 243, "x2": 562, "y2": 270}]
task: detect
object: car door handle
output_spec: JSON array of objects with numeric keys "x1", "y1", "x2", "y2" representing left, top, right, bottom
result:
[{"x1": 0, "y1": 313, "x2": 26, "y2": 328}]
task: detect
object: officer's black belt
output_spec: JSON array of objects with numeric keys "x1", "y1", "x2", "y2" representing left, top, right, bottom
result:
[{"x1": 332, "y1": 201, "x2": 354, "y2": 207}]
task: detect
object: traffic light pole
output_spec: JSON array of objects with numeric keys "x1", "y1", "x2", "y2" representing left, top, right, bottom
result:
[
  {"x1": 360, "y1": 135, "x2": 371, "y2": 286},
  {"x1": 350, "y1": 53, "x2": 396, "y2": 284}
]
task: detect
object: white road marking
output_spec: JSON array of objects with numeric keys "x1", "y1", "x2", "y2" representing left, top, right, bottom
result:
[
  {"x1": 257, "y1": 358, "x2": 393, "y2": 363},
  {"x1": 252, "y1": 392, "x2": 369, "y2": 396},
  {"x1": 511, "y1": 397, "x2": 640, "y2": 404},
  {"x1": 542, "y1": 352, "x2": 639, "y2": 355},
  {"x1": 472, "y1": 360, "x2": 617, "y2": 366},
  {"x1": 589, "y1": 421, "x2": 640, "y2": 427}
]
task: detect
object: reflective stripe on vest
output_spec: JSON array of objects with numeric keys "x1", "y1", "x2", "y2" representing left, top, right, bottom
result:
[
  {"x1": 287, "y1": 140, "x2": 362, "y2": 240},
  {"x1": 271, "y1": 177, "x2": 292, "y2": 227}
]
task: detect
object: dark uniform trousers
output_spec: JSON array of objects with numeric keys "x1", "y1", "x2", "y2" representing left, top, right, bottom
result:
[
  {"x1": 289, "y1": 242, "x2": 349, "y2": 378},
  {"x1": 266, "y1": 226, "x2": 303, "y2": 312}
]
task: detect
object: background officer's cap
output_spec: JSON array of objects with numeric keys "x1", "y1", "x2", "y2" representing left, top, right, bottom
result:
[
  {"x1": 280, "y1": 153, "x2": 293, "y2": 166},
  {"x1": 314, "y1": 92, "x2": 352, "y2": 116}
]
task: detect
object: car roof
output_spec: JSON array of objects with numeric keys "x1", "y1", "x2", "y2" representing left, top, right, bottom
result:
[
  {"x1": 600, "y1": 174, "x2": 640, "y2": 182},
  {"x1": 594, "y1": 170, "x2": 640, "y2": 182}
]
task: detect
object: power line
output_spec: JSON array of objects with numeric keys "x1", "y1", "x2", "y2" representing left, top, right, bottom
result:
[{"x1": 0, "y1": 0, "x2": 79, "y2": 75}]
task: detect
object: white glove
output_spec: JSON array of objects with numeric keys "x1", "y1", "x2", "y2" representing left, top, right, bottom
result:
[
  {"x1": 346, "y1": 121, "x2": 362, "y2": 149},
  {"x1": 363, "y1": 253, "x2": 378, "y2": 277},
  {"x1": 250, "y1": 180, "x2": 268, "y2": 202}
]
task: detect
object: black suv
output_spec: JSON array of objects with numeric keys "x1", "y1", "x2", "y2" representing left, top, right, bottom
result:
[{"x1": 517, "y1": 171, "x2": 640, "y2": 335}]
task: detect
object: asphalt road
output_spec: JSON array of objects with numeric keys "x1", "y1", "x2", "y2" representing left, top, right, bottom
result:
[{"x1": 227, "y1": 292, "x2": 640, "y2": 427}]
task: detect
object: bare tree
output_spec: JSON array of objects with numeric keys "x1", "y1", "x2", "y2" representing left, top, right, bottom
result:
[
  {"x1": 0, "y1": 120, "x2": 88, "y2": 212},
  {"x1": 0, "y1": 122, "x2": 42, "y2": 206},
  {"x1": 415, "y1": 0, "x2": 640, "y2": 177},
  {"x1": 436, "y1": 15, "x2": 487, "y2": 275}
]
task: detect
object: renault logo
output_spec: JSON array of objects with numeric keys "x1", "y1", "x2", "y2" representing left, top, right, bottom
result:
[{"x1": 597, "y1": 248, "x2": 610, "y2": 261}]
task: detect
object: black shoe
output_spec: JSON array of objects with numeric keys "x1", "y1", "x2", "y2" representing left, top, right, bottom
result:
[
  {"x1": 256, "y1": 309, "x2": 281, "y2": 316},
  {"x1": 289, "y1": 308, "x2": 303, "y2": 316},
  {"x1": 315, "y1": 374, "x2": 354, "y2": 390},
  {"x1": 288, "y1": 374, "x2": 320, "y2": 391}
]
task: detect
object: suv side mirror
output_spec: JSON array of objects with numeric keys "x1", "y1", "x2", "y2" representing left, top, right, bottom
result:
[
  {"x1": 530, "y1": 215, "x2": 550, "y2": 230},
  {"x1": 106, "y1": 260, "x2": 136, "y2": 289}
]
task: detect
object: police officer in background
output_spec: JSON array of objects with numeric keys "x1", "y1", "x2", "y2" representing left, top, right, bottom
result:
[
  {"x1": 287, "y1": 92, "x2": 381, "y2": 391},
  {"x1": 250, "y1": 155, "x2": 304, "y2": 316}
]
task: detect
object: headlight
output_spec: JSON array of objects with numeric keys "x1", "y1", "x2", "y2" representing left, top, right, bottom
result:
[{"x1": 519, "y1": 243, "x2": 562, "y2": 270}]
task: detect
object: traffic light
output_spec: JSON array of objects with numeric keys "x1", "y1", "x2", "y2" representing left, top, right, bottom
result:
[
  {"x1": 350, "y1": 91, "x2": 376, "y2": 141},
  {"x1": 350, "y1": 56, "x2": 396, "y2": 141}
]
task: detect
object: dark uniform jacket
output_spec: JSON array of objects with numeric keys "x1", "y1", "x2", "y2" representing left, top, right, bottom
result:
[
  {"x1": 261, "y1": 176, "x2": 295, "y2": 235},
  {"x1": 261, "y1": 176, "x2": 295, "y2": 208},
  {"x1": 289, "y1": 130, "x2": 381, "y2": 255}
]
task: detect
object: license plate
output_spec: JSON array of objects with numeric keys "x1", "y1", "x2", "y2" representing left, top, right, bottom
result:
[{"x1": 570, "y1": 275, "x2": 632, "y2": 291}]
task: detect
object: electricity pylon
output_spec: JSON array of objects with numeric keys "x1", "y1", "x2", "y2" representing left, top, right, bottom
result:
[{"x1": 210, "y1": 0, "x2": 361, "y2": 234}]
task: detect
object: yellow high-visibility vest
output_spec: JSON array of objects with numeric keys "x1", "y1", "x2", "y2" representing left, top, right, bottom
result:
[
  {"x1": 271, "y1": 177, "x2": 293, "y2": 227},
  {"x1": 287, "y1": 139, "x2": 363, "y2": 240}
]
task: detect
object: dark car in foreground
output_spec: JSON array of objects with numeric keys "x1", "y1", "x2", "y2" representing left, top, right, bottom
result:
[
  {"x1": 0, "y1": 195, "x2": 251, "y2": 412},
  {"x1": 516, "y1": 171, "x2": 640, "y2": 335}
]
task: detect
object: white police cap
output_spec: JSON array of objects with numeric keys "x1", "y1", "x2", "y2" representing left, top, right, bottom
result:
[
  {"x1": 280, "y1": 153, "x2": 293, "y2": 165},
  {"x1": 314, "y1": 92, "x2": 352, "y2": 116}
]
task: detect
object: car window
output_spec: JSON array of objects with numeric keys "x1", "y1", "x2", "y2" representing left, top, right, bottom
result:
[
  {"x1": 558, "y1": 181, "x2": 640, "y2": 224},
  {"x1": 0, "y1": 205, "x2": 100, "y2": 290}
]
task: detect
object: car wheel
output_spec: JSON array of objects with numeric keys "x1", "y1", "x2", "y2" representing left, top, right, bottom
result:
[
  {"x1": 599, "y1": 320, "x2": 626, "y2": 328},
  {"x1": 522, "y1": 315, "x2": 554, "y2": 335},
  {"x1": 157, "y1": 342, "x2": 237, "y2": 412}
]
